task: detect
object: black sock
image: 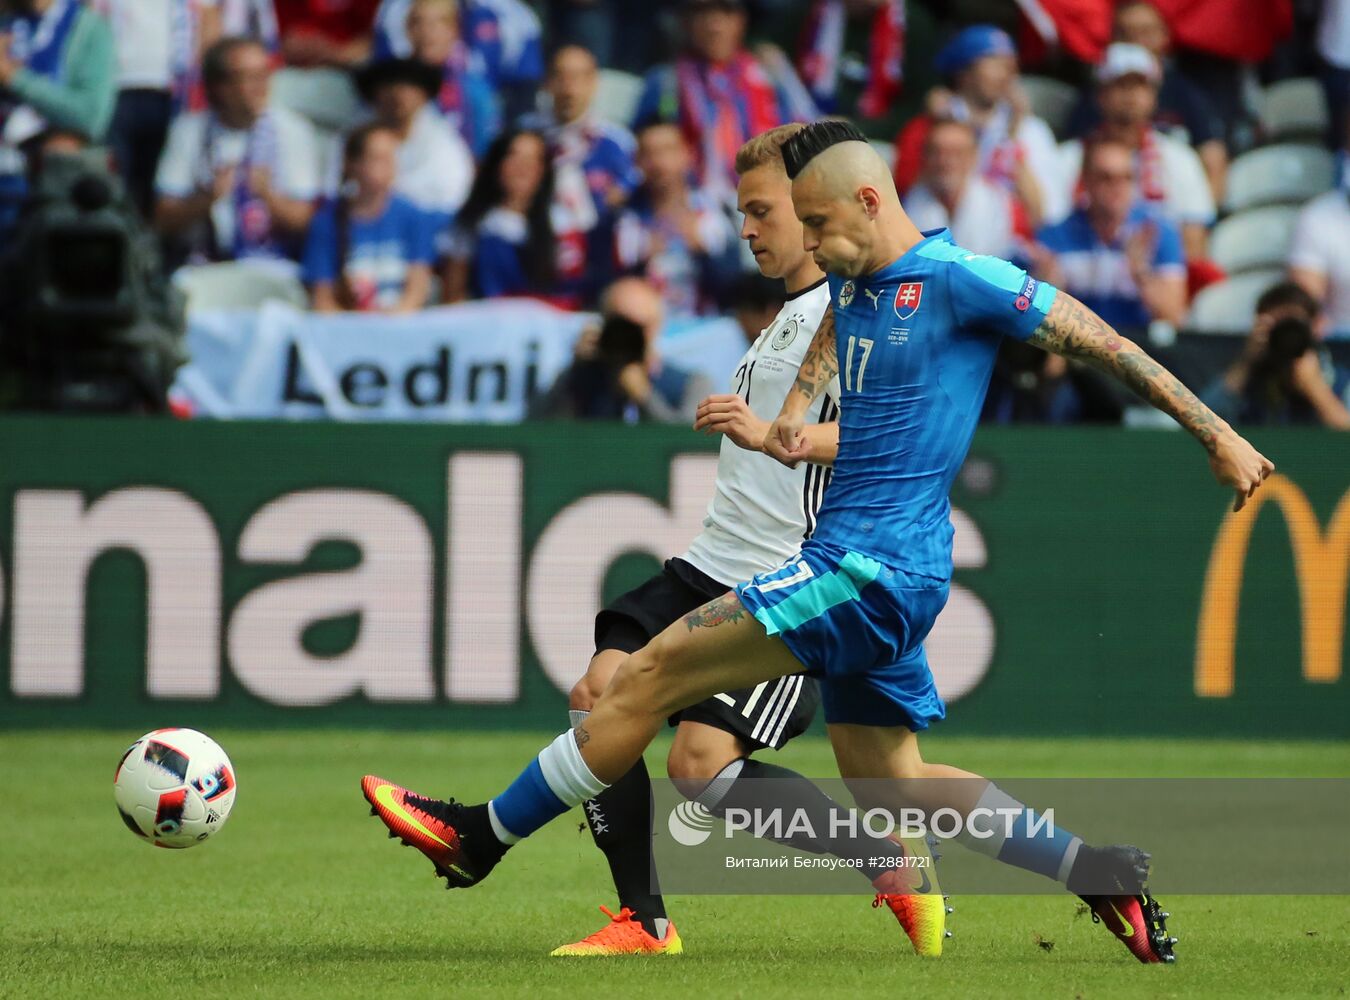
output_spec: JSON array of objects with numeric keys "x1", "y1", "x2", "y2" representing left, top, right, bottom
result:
[
  {"x1": 582, "y1": 756, "x2": 668, "y2": 938},
  {"x1": 702, "y1": 758, "x2": 897, "y2": 884},
  {"x1": 457, "y1": 802, "x2": 509, "y2": 872}
]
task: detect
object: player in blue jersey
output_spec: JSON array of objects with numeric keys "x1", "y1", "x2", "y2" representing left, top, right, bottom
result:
[{"x1": 362, "y1": 121, "x2": 1274, "y2": 964}]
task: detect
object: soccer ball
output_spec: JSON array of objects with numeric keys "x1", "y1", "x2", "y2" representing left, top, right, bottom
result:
[{"x1": 113, "y1": 728, "x2": 237, "y2": 849}]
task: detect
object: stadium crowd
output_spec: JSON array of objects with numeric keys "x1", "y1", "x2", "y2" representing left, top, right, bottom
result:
[{"x1": 1, "y1": 0, "x2": 1348, "y2": 426}]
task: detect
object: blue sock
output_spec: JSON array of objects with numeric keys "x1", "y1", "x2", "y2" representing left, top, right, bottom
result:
[
  {"x1": 995, "y1": 807, "x2": 1081, "y2": 882},
  {"x1": 487, "y1": 731, "x2": 609, "y2": 844},
  {"x1": 956, "y1": 784, "x2": 1082, "y2": 884}
]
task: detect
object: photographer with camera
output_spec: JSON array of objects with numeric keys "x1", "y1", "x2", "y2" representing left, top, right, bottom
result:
[
  {"x1": 1199, "y1": 281, "x2": 1350, "y2": 429},
  {"x1": 530, "y1": 276, "x2": 711, "y2": 423}
]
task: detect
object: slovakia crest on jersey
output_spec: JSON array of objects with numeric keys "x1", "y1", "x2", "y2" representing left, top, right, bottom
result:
[
  {"x1": 894, "y1": 282, "x2": 923, "y2": 321},
  {"x1": 838, "y1": 280, "x2": 855, "y2": 309}
]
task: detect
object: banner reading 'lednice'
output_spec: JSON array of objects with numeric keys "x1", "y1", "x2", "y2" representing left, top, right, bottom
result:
[{"x1": 0, "y1": 419, "x2": 1344, "y2": 737}]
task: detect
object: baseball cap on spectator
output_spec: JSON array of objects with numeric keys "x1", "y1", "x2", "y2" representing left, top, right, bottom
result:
[
  {"x1": 353, "y1": 58, "x2": 444, "y2": 102},
  {"x1": 1095, "y1": 43, "x2": 1161, "y2": 85},
  {"x1": 934, "y1": 25, "x2": 1016, "y2": 78}
]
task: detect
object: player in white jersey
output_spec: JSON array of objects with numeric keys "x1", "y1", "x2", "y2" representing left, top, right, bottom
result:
[
  {"x1": 548, "y1": 125, "x2": 947, "y2": 958},
  {"x1": 682, "y1": 284, "x2": 838, "y2": 585}
]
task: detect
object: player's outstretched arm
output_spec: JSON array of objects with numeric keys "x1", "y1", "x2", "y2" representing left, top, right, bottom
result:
[
  {"x1": 1027, "y1": 292, "x2": 1275, "y2": 511},
  {"x1": 766, "y1": 306, "x2": 838, "y2": 467}
]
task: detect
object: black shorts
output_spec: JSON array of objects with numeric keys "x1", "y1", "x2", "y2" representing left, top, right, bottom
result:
[{"x1": 594, "y1": 557, "x2": 819, "y2": 752}]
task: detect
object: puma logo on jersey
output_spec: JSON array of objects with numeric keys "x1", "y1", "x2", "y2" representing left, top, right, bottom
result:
[{"x1": 863, "y1": 288, "x2": 883, "y2": 310}]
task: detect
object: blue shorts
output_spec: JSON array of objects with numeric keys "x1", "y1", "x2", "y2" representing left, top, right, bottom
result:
[{"x1": 735, "y1": 541, "x2": 948, "y2": 731}]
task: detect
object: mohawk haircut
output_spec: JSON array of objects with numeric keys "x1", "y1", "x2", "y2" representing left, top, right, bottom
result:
[{"x1": 781, "y1": 119, "x2": 870, "y2": 180}]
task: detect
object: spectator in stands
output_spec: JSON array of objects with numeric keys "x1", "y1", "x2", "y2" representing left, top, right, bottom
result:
[
  {"x1": 373, "y1": 0, "x2": 543, "y2": 117},
  {"x1": 0, "y1": 0, "x2": 115, "y2": 233},
  {"x1": 893, "y1": 24, "x2": 1066, "y2": 228},
  {"x1": 302, "y1": 122, "x2": 434, "y2": 313},
  {"x1": 219, "y1": 0, "x2": 280, "y2": 51},
  {"x1": 100, "y1": 0, "x2": 221, "y2": 218},
  {"x1": 612, "y1": 120, "x2": 739, "y2": 318},
  {"x1": 1033, "y1": 138, "x2": 1187, "y2": 335},
  {"x1": 441, "y1": 127, "x2": 591, "y2": 305},
  {"x1": 903, "y1": 117, "x2": 1026, "y2": 259},
  {"x1": 154, "y1": 36, "x2": 320, "y2": 266},
  {"x1": 730, "y1": 269, "x2": 784, "y2": 346},
  {"x1": 544, "y1": 0, "x2": 671, "y2": 76},
  {"x1": 520, "y1": 44, "x2": 641, "y2": 218},
  {"x1": 632, "y1": 0, "x2": 791, "y2": 205},
  {"x1": 1168, "y1": 0, "x2": 1291, "y2": 153},
  {"x1": 1322, "y1": 0, "x2": 1350, "y2": 149},
  {"x1": 979, "y1": 339, "x2": 1085, "y2": 425},
  {"x1": 531, "y1": 275, "x2": 712, "y2": 423},
  {"x1": 355, "y1": 56, "x2": 474, "y2": 222},
  {"x1": 1289, "y1": 134, "x2": 1350, "y2": 338},
  {"x1": 275, "y1": 0, "x2": 379, "y2": 68},
  {"x1": 1199, "y1": 281, "x2": 1350, "y2": 428},
  {"x1": 1059, "y1": 43, "x2": 1215, "y2": 262},
  {"x1": 405, "y1": 0, "x2": 498, "y2": 157},
  {"x1": 795, "y1": 0, "x2": 905, "y2": 131},
  {"x1": 1067, "y1": 1, "x2": 1227, "y2": 206}
]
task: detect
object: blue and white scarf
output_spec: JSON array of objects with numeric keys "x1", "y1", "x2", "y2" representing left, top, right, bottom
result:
[{"x1": 201, "y1": 110, "x2": 284, "y2": 260}]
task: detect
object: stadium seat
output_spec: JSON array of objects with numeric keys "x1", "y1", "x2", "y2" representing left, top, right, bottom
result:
[
  {"x1": 1185, "y1": 268, "x2": 1284, "y2": 334},
  {"x1": 869, "y1": 139, "x2": 896, "y2": 172},
  {"x1": 593, "y1": 69, "x2": 644, "y2": 127},
  {"x1": 1259, "y1": 78, "x2": 1329, "y2": 143},
  {"x1": 1224, "y1": 144, "x2": 1335, "y2": 212},
  {"x1": 1020, "y1": 75, "x2": 1078, "y2": 138},
  {"x1": 173, "y1": 262, "x2": 308, "y2": 313},
  {"x1": 1209, "y1": 205, "x2": 1302, "y2": 275},
  {"x1": 270, "y1": 67, "x2": 364, "y2": 133}
]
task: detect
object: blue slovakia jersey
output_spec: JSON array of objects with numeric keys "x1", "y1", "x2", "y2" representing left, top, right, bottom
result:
[{"x1": 812, "y1": 229, "x2": 1059, "y2": 581}]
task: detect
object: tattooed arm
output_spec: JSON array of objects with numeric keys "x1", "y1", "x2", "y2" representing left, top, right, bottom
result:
[
  {"x1": 788, "y1": 304, "x2": 840, "y2": 406},
  {"x1": 765, "y1": 305, "x2": 838, "y2": 468},
  {"x1": 1028, "y1": 292, "x2": 1275, "y2": 511}
]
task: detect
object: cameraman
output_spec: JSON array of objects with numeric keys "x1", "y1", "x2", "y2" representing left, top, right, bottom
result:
[
  {"x1": 531, "y1": 276, "x2": 710, "y2": 423},
  {"x1": 1199, "y1": 281, "x2": 1350, "y2": 429},
  {"x1": 0, "y1": 127, "x2": 185, "y2": 412}
]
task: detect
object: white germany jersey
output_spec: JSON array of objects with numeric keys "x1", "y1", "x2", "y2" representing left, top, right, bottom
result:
[{"x1": 681, "y1": 278, "x2": 839, "y2": 586}]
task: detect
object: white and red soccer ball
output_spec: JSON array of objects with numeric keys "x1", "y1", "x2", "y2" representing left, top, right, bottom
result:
[{"x1": 113, "y1": 728, "x2": 237, "y2": 849}]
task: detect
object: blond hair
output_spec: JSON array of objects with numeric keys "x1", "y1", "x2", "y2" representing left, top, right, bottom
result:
[{"x1": 735, "y1": 123, "x2": 807, "y2": 176}]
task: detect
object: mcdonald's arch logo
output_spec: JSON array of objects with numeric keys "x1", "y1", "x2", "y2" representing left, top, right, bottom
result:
[{"x1": 1195, "y1": 475, "x2": 1349, "y2": 697}]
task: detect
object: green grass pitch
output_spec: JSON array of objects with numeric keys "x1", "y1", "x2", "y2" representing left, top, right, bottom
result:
[{"x1": 2, "y1": 730, "x2": 1346, "y2": 999}]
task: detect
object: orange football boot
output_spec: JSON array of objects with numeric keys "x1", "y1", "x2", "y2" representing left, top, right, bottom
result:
[{"x1": 550, "y1": 906, "x2": 684, "y2": 957}]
